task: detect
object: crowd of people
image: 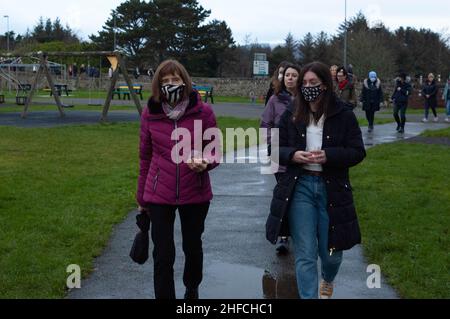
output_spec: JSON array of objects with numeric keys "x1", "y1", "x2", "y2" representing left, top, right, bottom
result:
[{"x1": 134, "y1": 57, "x2": 448, "y2": 300}]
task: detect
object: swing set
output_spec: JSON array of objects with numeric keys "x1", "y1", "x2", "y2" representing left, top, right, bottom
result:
[{"x1": 0, "y1": 51, "x2": 142, "y2": 121}]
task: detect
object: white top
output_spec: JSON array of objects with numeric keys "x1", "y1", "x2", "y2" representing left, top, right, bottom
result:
[{"x1": 303, "y1": 115, "x2": 325, "y2": 172}]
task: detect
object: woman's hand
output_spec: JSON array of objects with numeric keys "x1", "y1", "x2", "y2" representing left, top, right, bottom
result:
[
  {"x1": 187, "y1": 158, "x2": 209, "y2": 173},
  {"x1": 138, "y1": 205, "x2": 147, "y2": 213},
  {"x1": 292, "y1": 151, "x2": 314, "y2": 164},
  {"x1": 309, "y1": 150, "x2": 327, "y2": 164}
]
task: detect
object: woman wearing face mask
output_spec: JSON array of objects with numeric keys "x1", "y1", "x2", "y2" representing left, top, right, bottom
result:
[
  {"x1": 360, "y1": 71, "x2": 384, "y2": 133},
  {"x1": 336, "y1": 66, "x2": 356, "y2": 108},
  {"x1": 136, "y1": 59, "x2": 220, "y2": 299},
  {"x1": 265, "y1": 61, "x2": 291, "y2": 105},
  {"x1": 266, "y1": 61, "x2": 366, "y2": 299},
  {"x1": 421, "y1": 73, "x2": 439, "y2": 123},
  {"x1": 261, "y1": 63, "x2": 301, "y2": 255}
]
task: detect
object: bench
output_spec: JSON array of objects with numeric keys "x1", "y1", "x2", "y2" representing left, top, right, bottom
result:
[
  {"x1": 51, "y1": 84, "x2": 71, "y2": 97},
  {"x1": 112, "y1": 84, "x2": 143, "y2": 100},
  {"x1": 193, "y1": 85, "x2": 214, "y2": 104},
  {"x1": 16, "y1": 96, "x2": 27, "y2": 105}
]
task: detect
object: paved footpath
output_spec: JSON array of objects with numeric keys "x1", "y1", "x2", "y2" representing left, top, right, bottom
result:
[
  {"x1": 66, "y1": 121, "x2": 448, "y2": 299},
  {"x1": 2, "y1": 102, "x2": 448, "y2": 299}
]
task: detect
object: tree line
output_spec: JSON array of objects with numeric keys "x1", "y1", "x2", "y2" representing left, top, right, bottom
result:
[{"x1": 1, "y1": 2, "x2": 449, "y2": 81}]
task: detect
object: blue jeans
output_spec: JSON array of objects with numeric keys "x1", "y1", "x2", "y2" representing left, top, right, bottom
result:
[{"x1": 288, "y1": 175, "x2": 343, "y2": 299}]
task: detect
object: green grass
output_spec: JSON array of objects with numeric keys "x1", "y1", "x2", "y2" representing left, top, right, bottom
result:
[
  {"x1": 0, "y1": 117, "x2": 259, "y2": 298},
  {"x1": 380, "y1": 108, "x2": 446, "y2": 115},
  {"x1": 358, "y1": 118, "x2": 395, "y2": 126},
  {"x1": 351, "y1": 142, "x2": 450, "y2": 298},
  {"x1": 0, "y1": 104, "x2": 138, "y2": 113},
  {"x1": 0, "y1": 90, "x2": 260, "y2": 105},
  {"x1": 421, "y1": 127, "x2": 450, "y2": 138}
]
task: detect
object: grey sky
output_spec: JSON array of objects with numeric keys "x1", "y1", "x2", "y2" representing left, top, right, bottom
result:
[{"x1": 0, "y1": 0, "x2": 449, "y2": 44}]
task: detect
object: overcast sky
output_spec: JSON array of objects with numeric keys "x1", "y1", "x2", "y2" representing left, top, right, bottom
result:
[{"x1": 0, "y1": 0, "x2": 449, "y2": 45}]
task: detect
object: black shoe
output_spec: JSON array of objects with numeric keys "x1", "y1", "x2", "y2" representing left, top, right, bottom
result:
[
  {"x1": 184, "y1": 287, "x2": 199, "y2": 299},
  {"x1": 396, "y1": 125, "x2": 401, "y2": 132},
  {"x1": 398, "y1": 127, "x2": 405, "y2": 134},
  {"x1": 368, "y1": 126, "x2": 373, "y2": 133},
  {"x1": 276, "y1": 237, "x2": 289, "y2": 255}
]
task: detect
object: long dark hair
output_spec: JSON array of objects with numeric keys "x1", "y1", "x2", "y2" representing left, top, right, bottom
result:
[
  {"x1": 270, "y1": 61, "x2": 290, "y2": 90},
  {"x1": 274, "y1": 63, "x2": 301, "y2": 96},
  {"x1": 294, "y1": 61, "x2": 334, "y2": 125}
]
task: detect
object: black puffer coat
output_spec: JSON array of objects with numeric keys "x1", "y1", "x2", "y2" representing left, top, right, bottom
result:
[{"x1": 266, "y1": 97, "x2": 366, "y2": 252}]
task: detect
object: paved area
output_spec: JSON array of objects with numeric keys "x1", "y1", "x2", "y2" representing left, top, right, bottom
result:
[
  {"x1": 67, "y1": 122, "x2": 447, "y2": 299},
  {"x1": 1, "y1": 101, "x2": 447, "y2": 299}
]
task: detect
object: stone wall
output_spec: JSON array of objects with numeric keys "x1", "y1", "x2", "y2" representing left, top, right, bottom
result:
[
  {"x1": 191, "y1": 77, "x2": 271, "y2": 98},
  {"x1": 1, "y1": 72, "x2": 447, "y2": 108}
]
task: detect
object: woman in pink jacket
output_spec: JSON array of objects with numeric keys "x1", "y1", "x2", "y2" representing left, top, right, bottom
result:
[{"x1": 137, "y1": 60, "x2": 220, "y2": 299}]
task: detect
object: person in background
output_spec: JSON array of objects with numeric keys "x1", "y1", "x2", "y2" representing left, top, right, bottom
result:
[
  {"x1": 265, "y1": 61, "x2": 291, "y2": 105},
  {"x1": 442, "y1": 74, "x2": 450, "y2": 122},
  {"x1": 336, "y1": 66, "x2": 356, "y2": 108},
  {"x1": 421, "y1": 73, "x2": 439, "y2": 122},
  {"x1": 330, "y1": 65, "x2": 339, "y2": 94},
  {"x1": 136, "y1": 59, "x2": 220, "y2": 299},
  {"x1": 266, "y1": 61, "x2": 365, "y2": 299},
  {"x1": 360, "y1": 71, "x2": 384, "y2": 133},
  {"x1": 391, "y1": 73, "x2": 412, "y2": 134},
  {"x1": 261, "y1": 63, "x2": 301, "y2": 255}
]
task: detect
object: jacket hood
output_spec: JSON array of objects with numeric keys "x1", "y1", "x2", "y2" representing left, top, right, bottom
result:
[{"x1": 364, "y1": 78, "x2": 381, "y2": 89}]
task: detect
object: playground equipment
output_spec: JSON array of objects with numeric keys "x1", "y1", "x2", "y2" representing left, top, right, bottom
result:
[
  {"x1": 0, "y1": 56, "x2": 65, "y2": 105},
  {"x1": 0, "y1": 51, "x2": 142, "y2": 120}
]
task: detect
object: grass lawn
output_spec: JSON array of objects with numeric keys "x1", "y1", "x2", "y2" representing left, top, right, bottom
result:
[
  {"x1": 380, "y1": 108, "x2": 447, "y2": 115},
  {"x1": 421, "y1": 127, "x2": 450, "y2": 138},
  {"x1": 0, "y1": 104, "x2": 139, "y2": 113},
  {"x1": 358, "y1": 118, "x2": 394, "y2": 127},
  {"x1": 0, "y1": 116, "x2": 259, "y2": 298},
  {"x1": 351, "y1": 141, "x2": 450, "y2": 298}
]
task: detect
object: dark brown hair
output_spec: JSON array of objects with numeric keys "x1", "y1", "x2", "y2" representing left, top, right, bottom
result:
[
  {"x1": 270, "y1": 61, "x2": 290, "y2": 90},
  {"x1": 274, "y1": 63, "x2": 302, "y2": 96},
  {"x1": 151, "y1": 59, "x2": 193, "y2": 103},
  {"x1": 335, "y1": 66, "x2": 348, "y2": 83},
  {"x1": 294, "y1": 61, "x2": 335, "y2": 125}
]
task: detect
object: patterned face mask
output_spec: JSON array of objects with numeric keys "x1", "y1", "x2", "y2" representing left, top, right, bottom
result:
[
  {"x1": 301, "y1": 85, "x2": 324, "y2": 102},
  {"x1": 161, "y1": 84, "x2": 185, "y2": 104}
]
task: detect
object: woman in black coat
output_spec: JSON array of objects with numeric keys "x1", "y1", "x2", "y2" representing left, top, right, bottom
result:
[
  {"x1": 360, "y1": 71, "x2": 384, "y2": 132},
  {"x1": 421, "y1": 73, "x2": 439, "y2": 122},
  {"x1": 266, "y1": 62, "x2": 366, "y2": 299}
]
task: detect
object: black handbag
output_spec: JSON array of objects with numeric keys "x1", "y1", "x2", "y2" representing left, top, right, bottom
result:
[{"x1": 129, "y1": 211, "x2": 151, "y2": 265}]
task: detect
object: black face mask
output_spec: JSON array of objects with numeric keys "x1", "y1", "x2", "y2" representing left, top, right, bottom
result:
[
  {"x1": 161, "y1": 84, "x2": 185, "y2": 104},
  {"x1": 301, "y1": 85, "x2": 325, "y2": 102}
]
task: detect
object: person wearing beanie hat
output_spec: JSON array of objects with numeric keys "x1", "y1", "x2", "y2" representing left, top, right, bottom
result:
[{"x1": 360, "y1": 71, "x2": 383, "y2": 133}]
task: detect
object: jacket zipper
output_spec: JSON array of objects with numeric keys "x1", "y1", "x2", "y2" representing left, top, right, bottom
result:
[
  {"x1": 153, "y1": 169, "x2": 160, "y2": 192},
  {"x1": 174, "y1": 120, "x2": 180, "y2": 202}
]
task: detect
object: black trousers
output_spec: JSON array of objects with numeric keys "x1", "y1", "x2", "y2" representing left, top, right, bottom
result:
[
  {"x1": 148, "y1": 202, "x2": 210, "y2": 299},
  {"x1": 365, "y1": 110, "x2": 375, "y2": 127},
  {"x1": 393, "y1": 103, "x2": 408, "y2": 128}
]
